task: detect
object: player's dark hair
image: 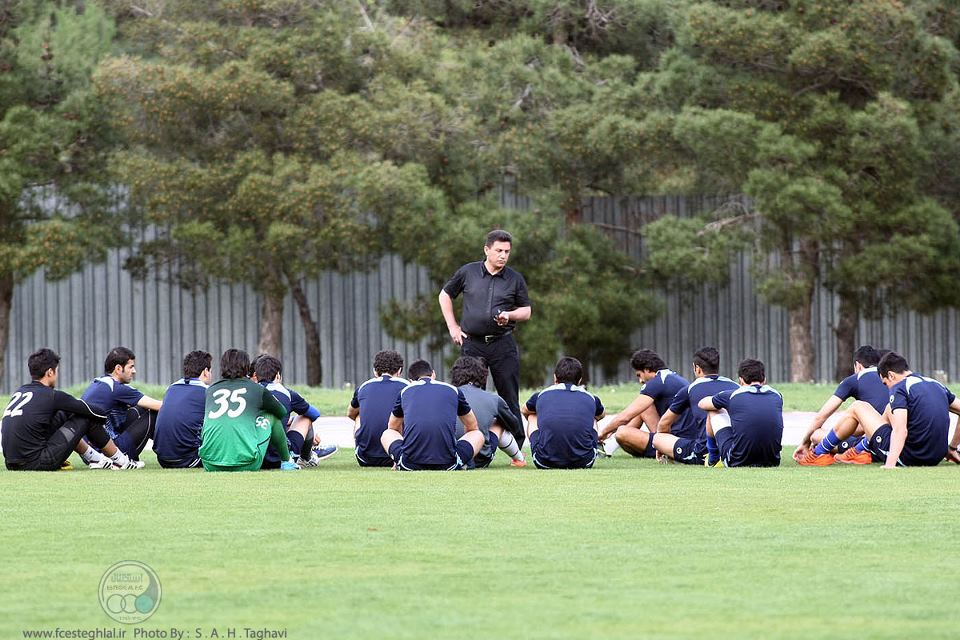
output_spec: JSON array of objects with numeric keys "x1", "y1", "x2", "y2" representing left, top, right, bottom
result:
[
  {"x1": 554, "y1": 356, "x2": 584, "y2": 384},
  {"x1": 28, "y1": 348, "x2": 60, "y2": 380},
  {"x1": 220, "y1": 349, "x2": 250, "y2": 380},
  {"x1": 878, "y1": 351, "x2": 910, "y2": 377},
  {"x1": 630, "y1": 349, "x2": 665, "y2": 373},
  {"x1": 693, "y1": 347, "x2": 720, "y2": 375},
  {"x1": 450, "y1": 355, "x2": 487, "y2": 388},
  {"x1": 853, "y1": 345, "x2": 880, "y2": 368},
  {"x1": 408, "y1": 359, "x2": 433, "y2": 380},
  {"x1": 254, "y1": 354, "x2": 282, "y2": 383},
  {"x1": 182, "y1": 350, "x2": 212, "y2": 379},
  {"x1": 373, "y1": 349, "x2": 404, "y2": 376},
  {"x1": 876, "y1": 348, "x2": 892, "y2": 363},
  {"x1": 738, "y1": 359, "x2": 765, "y2": 384},
  {"x1": 104, "y1": 346, "x2": 136, "y2": 374},
  {"x1": 485, "y1": 229, "x2": 513, "y2": 247}
]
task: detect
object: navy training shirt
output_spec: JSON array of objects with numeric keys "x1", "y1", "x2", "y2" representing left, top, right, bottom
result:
[
  {"x1": 834, "y1": 367, "x2": 889, "y2": 413},
  {"x1": 392, "y1": 377, "x2": 471, "y2": 466},
  {"x1": 80, "y1": 376, "x2": 145, "y2": 438},
  {"x1": 526, "y1": 383, "x2": 604, "y2": 468},
  {"x1": 668, "y1": 375, "x2": 739, "y2": 449},
  {"x1": 712, "y1": 384, "x2": 783, "y2": 467},
  {"x1": 889, "y1": 374, "x2": 955, "y2": 464},
  {"x1": 153, "y1": 378, "x2": 207, "y2": 463},
  {"x1": 351, "y1": 375, "x2": 409, "y2": 465},
  {"x1": 641, "y1": 369, "x2": 697, "y2": 439},
  {"x1": 261, "y1": 381, "x2": 322, "y2": 464}
]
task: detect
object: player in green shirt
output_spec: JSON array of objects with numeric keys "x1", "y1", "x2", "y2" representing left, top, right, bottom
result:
[{"x1": 199, "y1": 349, "x2": 298, "y2": 472}]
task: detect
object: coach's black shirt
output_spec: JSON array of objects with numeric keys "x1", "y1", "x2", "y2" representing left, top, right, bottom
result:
[
  {"x1": 0, "y1": 382, "x2": 105, "y2": 465},
  {"x1": 443, "y1": 261, "x2": 530, "y2": 336}
]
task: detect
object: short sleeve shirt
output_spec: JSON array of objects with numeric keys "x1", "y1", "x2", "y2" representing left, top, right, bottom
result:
[
  {"x1": 443, "y1": 262, "x2": 530, "y2": 336},
  {"x1": 669, "y1": 375, "x2": 739, "y2": 445},
  {"x1": 712, "y1": 384, "x2": 783, "y2": 467},
  {"x1": 81, "y1": 376, "x2": 145, "y2": 438},
  {"x1": 641, "y1": 369, "x2": 697, "y2": 439},
  {"x1": 392, "y1": 378, "x2": 471, "y2": 466},
  {"x1": 153, "y1": 378, "x2": 207, "y2": 462},
  {"x1": 889, "y1": 374, "x2": 955, "y2": 463},
  {"x1": 833, "y1": 367, "x2": 889, "y2": 413},
  {"x1": 525, "y1": 383, "x2": 603, "y2": 467},
  {"x1": 351, "y1": 375, "x2": 409, "y2": 464}
]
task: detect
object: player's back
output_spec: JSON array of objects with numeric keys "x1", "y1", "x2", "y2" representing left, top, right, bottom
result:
[
  {"x1": 354, "y1": 375, "x2": 408, "y2": 463},
  {"x1": 154, "y1": 378, "x2": 207, "y2": 463},
  {"x1": 1, "y1": 382, "x2": 60, "y2": 464},
  {"x1": 396, "y1": 378, "x2": 462, "y2": 465},
  {"x1": 199, "y1": 378, "x2": 273, "y2": 467},
  {"x1": 644, "y1": 370, "x2": 698, "y2": 439},
  {"x1": 725, "y1": 384, "x2": 783, "y2": 467},
  {"x1": 893, "y1": 374, "x2": 954, "y2": 462},
  {"x1": 529, "y1": 383, "x2": 602, "y2": 467},
  {"x1": 681, "y1": 375, "x2": 739, "y2": 437},
  {"x1": 835, "y1": 368, "x2": 889, "y2": 413}
]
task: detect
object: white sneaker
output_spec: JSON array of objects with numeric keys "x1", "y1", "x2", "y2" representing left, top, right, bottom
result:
[
  {"x1": 88, "y1": 458, "x2": 114, "y2": 470},
  {"x1": 113, "y1": 458, "x2": 145, "y2": 470}
]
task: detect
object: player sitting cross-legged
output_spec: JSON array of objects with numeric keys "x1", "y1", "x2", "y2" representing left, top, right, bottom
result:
[
  {"x1": 523, "y1": 357, "x2": 605, "y2": 470},
  {"x1": 796, "y1": 352, "x2": 960, "y2": 468},
  {"x1": 2, "y1": 348, "x2": 142, "y2": 470}
]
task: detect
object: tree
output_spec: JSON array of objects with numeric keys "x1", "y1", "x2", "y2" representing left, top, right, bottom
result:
[{"x1": 0, "y1": 1, "x2": 118, "y2": 385}]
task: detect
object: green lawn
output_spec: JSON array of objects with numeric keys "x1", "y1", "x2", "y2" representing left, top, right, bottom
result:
[{"x1": 1, "y1": 448, "x2": 959, "y2": 639}]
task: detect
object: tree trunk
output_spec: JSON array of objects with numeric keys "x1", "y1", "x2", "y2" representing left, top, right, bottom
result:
[
  {"x1": 788, "y1": 240, "x2": 818, "y2": 383},
  {"x1": 833, "y1": 295, "x2": 859, "y2": 382},
  {"x1": 0, "y1": 274, "x2": 14, "y2": 389},
  {"x1": 257, "y1": 290, "x2": 284, "y2": 358},
  {"x1": 289, "y1": 277, "x2": 322, "y2": 386}
]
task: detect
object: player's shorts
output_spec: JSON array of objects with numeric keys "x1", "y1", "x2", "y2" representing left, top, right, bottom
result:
[
  {"x1": 714, "y1": 425, "x2": 779, "y2": 468},
  {"x1": 529, "y1": 430, "x2": 596, "y2": 469},
  {"x1": 672, "y1": 437, "x2": 705, "y2": 465},
  {"x1": 157, "y1": 455, "x2": 202, "y2": 469},
  {"x1": 355, "y1": 451, "x2": 394, "y2": 467},
  {"x1": 471, "y1": 431, "x2": 498, "y2": 469},
  {"x1": 865, "y1": 425, "x2": 942, "y2": 467},
  {"x1": 836, "y1": 436, "x2": 860, "y2": 454},
  {"x1": 388, "y1": 439, "x2": 473, "y2": 471},
  {"x1": 202, "y1": 440, "x2": 270, "y2": 472}
]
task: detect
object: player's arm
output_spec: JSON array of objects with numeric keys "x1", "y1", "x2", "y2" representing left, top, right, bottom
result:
[
  {"x1": 599, "y1": 394, "x2": 654, "y2": 440},
  {"x1": 594, "y1": 396, "x2": 606, "y2": 422},
  {"x1": 803, "y1": 395, "x2": 844, "y2": 445},
  {"x1": 347, "y1": 405, "x2": 359, "y2": 420},
  {"x1": 53, "y1": 391, "x2": 107, "y2": 420},
  {"x1": 698, "y1": 396, "x2": 720, "y2": 412},
  {"x1": 657, "y1": 409, "x2": 679, "y2": 434},
  {"x1": 460, "y1": 409, "x2": 479, "y2": 433},
  {"x1": 438, "y1": 289, "x2": 465, "y2": 345},
  {"x1": 261, "y1": 388, "x2": 288, "y2": 421},
  {"x1": 137, "y1": 395, "x2": 162, "y2": 411},
  {"x1": 883, "y1": 408, "x2": 909, "y2": 469},
  {"x1": 946, "y1": 397, "x2": 960, "y2": 463},
  {"x1": 387, "y1": 413, "x2": 404, "y2": 433}
]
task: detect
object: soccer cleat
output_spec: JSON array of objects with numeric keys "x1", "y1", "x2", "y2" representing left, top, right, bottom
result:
[
  {"x1": 279, "y1": 460, "x2": 300, "y2": 471},
  {"x1": 510, "y1": 458, "x2": 527, "y2": 468},
  {"x1": 60, "y1": 459, "x2": 74, "y2": 471},
  {"x1": 312, "y1": 445, "x2": 338, "y2": 461},
  {"x1": 113, "y1": 458, "x2": 145, "y2": 470},
  {"x1": 88, "y1": 458, "x2": 115, "y2": 470},
  {"x1": 834, "y1": 448, "x2": 873, "y2": 465},
  {"x1": 595, "y1": 444, "x2": 612, "y2": 459},
  {"x1": 297, "y1": 452, "x2": 322, "y2": 468},
  {"x1": 712, "y1": 459, "x2": 724, "y2": 468},
  {"x1": 796, "y1": 450, "x2": 836, "y2": 466}
]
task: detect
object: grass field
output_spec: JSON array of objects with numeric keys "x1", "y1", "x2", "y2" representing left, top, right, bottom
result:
[{"x1": 2, "y1": 445, "x2": 960, "y2": 639}]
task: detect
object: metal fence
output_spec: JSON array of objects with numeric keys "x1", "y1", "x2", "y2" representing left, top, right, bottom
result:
[{"x1": 4, "y1": 194, "x2": 959, "y2": 392}]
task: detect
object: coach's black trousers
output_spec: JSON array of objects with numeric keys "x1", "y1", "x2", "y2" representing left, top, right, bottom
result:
[{"x1": 462, "y1": 334, "x2": 524, "y2": 447}]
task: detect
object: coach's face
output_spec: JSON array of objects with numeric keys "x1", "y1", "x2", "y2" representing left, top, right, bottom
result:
[{"x1": 484, "y1": 241, "x2": 511, "y2": 270}]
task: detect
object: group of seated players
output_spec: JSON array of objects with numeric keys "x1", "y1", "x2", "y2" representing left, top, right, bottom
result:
[{"x1": 2, "y1": 341, "x2": 960, "y2": 472}]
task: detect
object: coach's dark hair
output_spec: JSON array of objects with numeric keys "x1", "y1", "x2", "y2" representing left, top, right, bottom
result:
[
  {"x1": 693, "y1": 347, "x2": 720, "y2": 375},
  {"x1": 485, "y1": 229, "x2": 513, "y2": 247},
  {"x1": 554, "y1": 356, "x2": 584, "y2": 384},
  {"x1": 630, "y1": 349, "x2": 665, "y2": 373},
  {"x1": 104, "y1": 346, "x2": 136, "y2": 374},
  {"x1": 450, "y1": 355, "x2": 487, "y2": 388},
  {"x1": 373, "y1": 349, "x2": 404, "y2": 376},
  {"x1": 853, "y1": 345, "x2": 880, "y2": 368},
  {"x1": 29, "y1": 348, "x2": 60, "y2": 380},
  {"x1": 220, "y1": 349, "x2": 251, "y2": 380},
  {"x1": 183, "y1": 350, "x2": 212, "y2": 379},
  {"x1": 408, "y1": 359, "x2": 433, "y2": 380},
  {"x1": 738, "y1": 359, "x2": 765, "y2": 385},
  {"x1": 254, "y1": 354, "x2": 282, "y2": 383},
  {"x1": 878, "y1": 351, "x2": 910, "y2": 378}
]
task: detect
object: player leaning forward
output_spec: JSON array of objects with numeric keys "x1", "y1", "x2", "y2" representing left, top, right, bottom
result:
[{"x1": 198, "y1": 349, "x2": 298, "y2": 472}]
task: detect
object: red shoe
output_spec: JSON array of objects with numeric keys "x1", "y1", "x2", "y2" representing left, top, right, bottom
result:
[
  {"x1": 835, "y1": 448, "x2": 872, "y2": 465},
  {"x1": 510, "y1": 457, "x2": 527, "y2": 468},
  {"x1": 796, "y1": 449, "x2": 836, "y2": 466}
]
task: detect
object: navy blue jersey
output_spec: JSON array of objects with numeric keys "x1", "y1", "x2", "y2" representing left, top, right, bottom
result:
[
  {"x1": 260, "y1": 381, "x2": 322, "y2": 464},
  {"x1": 351, "y1": 375, "x2": 409, "y2": 464},
  {"x1": 525, "y1": 383, "x2": 604, "y2": 468},
  {"x1": 153, "y1": 378, "x2": 207, "y2": 463},
  {"x1": 834, "y1": 367, "x2": 889, "y2": 413},
  {"x1": 392, "y1": 377, "x2": 471, "y2": 466},
  {"x1": 669, "y1": 375, "x2": 739, "y2": 448},
  {"x1": 80, "y1": 376, "x2": 145, "y2": 438},
  {"x1": 641, "y1": 369, "x2": 698, "y2": 439},
  {"x1": 889, "y1": 374, "x2": 955, "y2": 463},
  {"x1": 712, "y1": 384, "x2": 783, "y2": 467}
]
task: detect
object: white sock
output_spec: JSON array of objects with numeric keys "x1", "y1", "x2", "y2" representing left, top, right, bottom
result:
[
  {"x1": 497, "y1": 430, "x2": 524, "y2": 461},
  {"x1": 109, "y1": 450, "x2": 131, "y2": 466},
  {"x1": 80, "y1": 446, "x2": 105, "y2": 464}
]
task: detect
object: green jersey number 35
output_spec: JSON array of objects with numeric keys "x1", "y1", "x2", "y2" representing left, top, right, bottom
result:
[{"x1": 208, "y1": 388, "x2": 247, "y2": 419}]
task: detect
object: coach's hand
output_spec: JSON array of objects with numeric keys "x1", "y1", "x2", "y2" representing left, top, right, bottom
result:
[{"x1": 447, "y1": 324, "x2": 465, "y2": 346}]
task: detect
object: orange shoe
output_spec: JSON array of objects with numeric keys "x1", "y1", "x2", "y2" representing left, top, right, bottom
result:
[
  {"x1": 834, "y1": 448, "x2": 872, "y2": 465},
  {"x1": 510, "y1": 457, "x2": 527, "y2": 468},
  {"x1": 796, "y1": 449, "x2": 836, "y2": 466}
]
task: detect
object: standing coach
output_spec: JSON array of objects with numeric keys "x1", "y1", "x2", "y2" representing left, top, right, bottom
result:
[{"x1": 439, "y1": 229, "x2": 531, "y2": 445}]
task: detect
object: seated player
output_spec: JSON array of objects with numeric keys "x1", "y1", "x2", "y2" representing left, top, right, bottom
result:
[
  {"x1": 698, "y1": 359, "x2": 783, "y2": 468},
  {"x1": 380, "y1": 359, "x2": 484, "y2": 471},
  {"x1": 450, "y1": 355, "x2": 526, "y2": 468},
  {"x1": 348, "y1": 349, "x2": 409, "y2": 467},
  {"x1": 152, "y1": 350, "x2": 212, "y2": 468},
  {"x1": 796, "y1": 352, "x2": 960, "y2": 468},
  {"x1": 598, "y1": 349, "x2": 696, "y2": 458},
  {"x1": 798, "y1": 345, "x2": 888, "y2": 459},
  {"x1": 198, "y1": 349, "x2": 298, "y2": 472},
  {"x1": 522, "y1": 357, "x2": 605, "y2": 470},
  {"x1": 2, "y1": 348, "x2": 142, "y2": 470},
  {"x1": 81, "y1": 346, "x2": 163, "y2": 461},
  {"x1": 252, "y1": 354, "x2": 336, "y2": 469},
  {"x1": 652, "y1": 347, "x2": 738, "y2": 466}
]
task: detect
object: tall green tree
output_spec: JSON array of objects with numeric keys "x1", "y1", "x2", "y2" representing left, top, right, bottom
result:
[{"x1": 0, "y1": 1, "x2": 118, "y2": 385}]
